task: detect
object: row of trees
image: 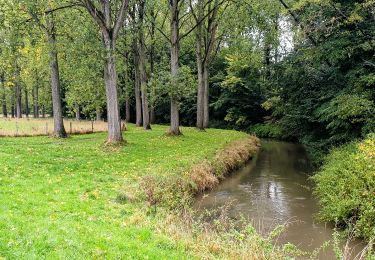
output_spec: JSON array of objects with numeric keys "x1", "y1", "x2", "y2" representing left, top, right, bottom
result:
[
  {"x1": 2, "y1": 0, "x2": 371, "y2": 149},
  {"x1": 1, "y1": 0, "x2": 233, "y2": 143}
]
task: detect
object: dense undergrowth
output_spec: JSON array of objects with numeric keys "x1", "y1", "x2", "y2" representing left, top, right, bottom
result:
[
  {"x1": 248, "y1": 123, "x2": 286, "y2": 140},
  {"x1": 312, "y1": 134, "x2": 375, "y2": 240}
]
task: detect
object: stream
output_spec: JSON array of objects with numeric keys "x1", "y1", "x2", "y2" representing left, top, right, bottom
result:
[{"x1": 195, "y1": 140, "x2": 365, "y2": 259}]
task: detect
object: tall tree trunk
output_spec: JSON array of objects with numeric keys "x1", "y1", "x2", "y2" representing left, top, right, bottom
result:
[
  {"x1": 149, "y1": 5, "x2": 156, "y2": 124},
  {"x1": 33, "y1": 81, "x2": 39, "y2": 118},
  {"x1": 24, "y1": 87, "x2": 29, "y2": 118},
  {"x1": 1, "y1": 73, "x2": 7, "y2": 118},
  {"x1": 194, "y1": 0, "x2": 219, "y2": 130},
  {"x1": 96, "y1": 107, "x2": 102, "y2": 121},
  {"x1": 196, "y1": 56, "x2": 205, "y2": 129},
  {"x1": 103, "y1": 36, "x2": 123, "y2": 143},
  {"x1": 42, "y1": 105, "x2": 45, "y2": 118},
  {"x1": 195, "y1": 4, "x2": 205, "y2": 130},
  {"x1": 82, "y1": 0, "x2": 129, "y2": 144},
  {"x1": 133, "y1": 40, "x2": 143, "y2": 127},
  {"x1": 125, "y1": 97, "x2": 130, "y2": 123},
  {"x1": 203, "y1": 64, "x2": 209, "y2": 128},
  {"x1": 11, "y1": 89, "x2": 15, "y2": 118},
  {"x1": 75, "y1": 103, "x2": 80, "y2": 120},
  {"x1": 15, "y1": 66, "x2": 22, "y2": 118},
  {"x1": 123, "y1": 47, "x2": 131, "y2": 124},
  {"x1": 46, "y1": 13, "x2": 66, "y2": 138},
  {"x1": 138, "y1": 0, "x2": 151, "y2": 130},
  {"x1": 169, "y1": 0, "x2": 181, "y2": 135}
]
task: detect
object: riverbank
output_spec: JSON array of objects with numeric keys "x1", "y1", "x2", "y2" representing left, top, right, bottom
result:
[
  {"x1": 0, "y1": 125, "x2": 295, "y2": 259},
  {"x1": 312, "y1": 134, "x2": 375, "y2": 241}
]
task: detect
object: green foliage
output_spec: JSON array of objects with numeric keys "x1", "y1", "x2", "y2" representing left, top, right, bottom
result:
[
  {"x1": 316, "y1": 94, "x2": 375, "y2": 142},
  {"x1": 248, "y1": 123, "x2": 285, "y2": 139},
  {"x1": 312, "y1": 134, "x2": 375, "y2": 239}
]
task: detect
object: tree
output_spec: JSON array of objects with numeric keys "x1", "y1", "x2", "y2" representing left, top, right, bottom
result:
[
  {"x1": 191, "y1": 0, "x2": 223, "y2": 129},
  {"x1": 24, "y1": 1, "x2": 69, "y2": 137},
  {"x1": 168, "y1": 0, "x2": 182, "y2": 135},
  {"x1": 78, "y1": 0, "x2": 129, "y2": 143},
  {"x1": 138, "y1": 0, "x2": 151, "y2": 130}
]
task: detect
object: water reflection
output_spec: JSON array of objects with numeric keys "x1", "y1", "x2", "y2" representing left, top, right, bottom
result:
[{"x1": 195, "y1": 140, "x2": 365, "y2": 259}]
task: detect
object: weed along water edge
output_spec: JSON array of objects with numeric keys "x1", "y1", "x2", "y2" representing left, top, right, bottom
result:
[{"x1": 195, "y1": 140, "x2": 367, "y2": 259}]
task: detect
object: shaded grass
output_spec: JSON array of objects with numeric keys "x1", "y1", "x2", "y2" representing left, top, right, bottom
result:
[{"x1": 0, "y1": 124, "x2": 256, "y2": 259}]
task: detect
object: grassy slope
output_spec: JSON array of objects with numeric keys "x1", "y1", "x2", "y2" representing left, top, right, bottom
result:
[{"x1": 0, "y1": 124, "x2": 248, "y2": 259}]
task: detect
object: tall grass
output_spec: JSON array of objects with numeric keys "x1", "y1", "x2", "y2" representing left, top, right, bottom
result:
[{"x1": 0, "y1": 118, "x2": 109, "y2": 137}]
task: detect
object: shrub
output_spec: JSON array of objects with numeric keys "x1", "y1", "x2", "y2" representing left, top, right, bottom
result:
[
  {"x1": 248, "y1": 123, "x2": 285, "y2": 139},
  {"x1": 312, "y1": 134, "x2": 375, "y2": 239}
]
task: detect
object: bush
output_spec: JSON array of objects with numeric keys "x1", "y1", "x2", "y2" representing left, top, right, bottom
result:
[
  {"x1": 248, "y1": 123, "x2": 285, "y2": 139},
  {"x1": 312, "y1": 134, "x2": 375, "y2": 239}
]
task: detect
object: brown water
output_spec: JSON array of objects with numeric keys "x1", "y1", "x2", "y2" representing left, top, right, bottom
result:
[{"x1": 195, "y1": 140, "x2": 366, "y2": 259}]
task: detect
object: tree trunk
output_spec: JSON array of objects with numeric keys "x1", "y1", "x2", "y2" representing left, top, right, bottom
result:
[
  {"x1": 42, "y1": 105, "x2": 45, "y2": 118},
  {"x1": 133, "y1": 39, "x2": 143, "y2": 127},
  {"x1": 125, "y1": 97, "x2": 130, "y2": 123},
  {"x1": 15, "y1": 66, "x2": 22, "y2": 118},
  {"x1": 33, "y1": 82, "x2": 39, "y2": 118},
  {"x1": 103, "y1": 36, "x2": 123, "y2": 143},
  {"x1": 75, "y1": 103, "x2": 80, "y2": 120},
  {"x1": 1, "y1": 73, "x2": 7, "y2": 118},
  {"x1": 194, "y1": 0, "x2": 219, "y2": 130},
  {"x1": 96, "y1": 108, "x2": 102, "y2": 121},
  {"x1": 149, "y1": 5, "x2": 156, "y2": 124},
  {"x1": 11, "y1": 91, "x2": 15, "y2": 118},
  {"x1": 196, "y1": 62, "x2": 205, "y2": 129},
  {"x1": 47, "y1": 13, "x2": 66, "y2": 138},
  {"x1": 138, "y1": 1, "x2": 151, "y2": 130},
  {"x1": 169, "y1": 0, "x2": 181, "y2": 135},
  {"x1": 24, "y1": 87, "x2": 29, "y2": 118},
  {"x1": 203, "y1": 64, "x2": 209, "y2": 128}
]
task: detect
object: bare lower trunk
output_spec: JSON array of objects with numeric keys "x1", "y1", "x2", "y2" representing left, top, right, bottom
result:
[
  {"x1": 133, "y1": 40, "x2": 142, "y2": 127},
  {"x1": 125, "y1": 97, "x2": 130, "y2": 123},
  {"x1": 169, "y1": 0, "x2": 181, "y2": 135},
  {"x1": 203, "y1": 65, "x2": 209, "y2": 128},
  {"x1": 47, "y1": 13, "x2": 66, "y2": 138},
  {"x1": 1, "y1": 74, "x2": 7, "y2": 117},
  {"x1": 42, "y1": 105, "x2": 45, "y2": 118},
  {"x1": 24, "y1": 87, "x2": 29, "y2": 118},
  {"x1": 194, "y1": 0, "x2": 219, "y2": 130},
  {"x1": 15, "y1": 67, "x2": 22, "y2": 118},
  {"x1": 75, "y1": 103, "x2": 80, "y2": 120},
  {"x1": 149, "y1": 8, "x2": 156, "y2": 124},
  {"x1": 150, "y1": 105, "x2": 155, "y2": 124},
  {"x1": 103, "y1": 38, "x2": 123, "y2": 143},
  {"x1": 33, "y1": 81, "x2": 39, "y2": 118},
  {"x1": 196, "y1": 54, "x2": 205, "y2": 130},
  {"x1": 141, "y1": 87, "x2": 150, "y2": 129},
  {"x1": 11, "y1": 91, "x2": 15, "y2": 118},
  {"x1": 138, "y1": 2, "x2": 151, "y2": 130},
  {"x1": 96, "y1": 108, "x2": 102, "y2": 121}
]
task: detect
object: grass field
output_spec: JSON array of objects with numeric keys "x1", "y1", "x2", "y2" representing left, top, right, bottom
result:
[
  {"x1": 0, "y1": 118, "x2": 108, "y2": 137},
  {"x1": 0, "y1": 124, "x2": 276, "y2": 259}
]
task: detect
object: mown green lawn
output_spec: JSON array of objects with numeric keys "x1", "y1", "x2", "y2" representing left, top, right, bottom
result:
[{"x1": 0, "y1": 124, "x2": 248, "y2": 259}]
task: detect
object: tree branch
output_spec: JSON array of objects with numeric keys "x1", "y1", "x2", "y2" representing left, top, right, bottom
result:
[{"x1": 113, "y1": 0, "x2": 130, "y2": 40}]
